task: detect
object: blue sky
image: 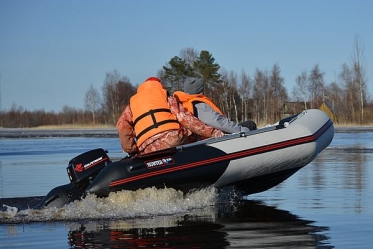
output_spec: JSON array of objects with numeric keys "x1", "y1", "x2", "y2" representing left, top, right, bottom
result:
[{"x1": 1, "y1": 0, "x2": 372, "y2": 112}]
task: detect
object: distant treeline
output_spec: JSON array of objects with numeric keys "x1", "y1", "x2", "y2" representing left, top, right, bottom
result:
[{"x1": 1, "y1": 39, "x2": 371, "y2": 128}]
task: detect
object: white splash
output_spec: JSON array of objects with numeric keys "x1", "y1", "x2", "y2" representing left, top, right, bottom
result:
[
  {"x1": 2, "y1": 186, "x2": 219, "y2": 223},
  {"x1": 0, "y1": 205, "x2": 18, "y2": 219}
]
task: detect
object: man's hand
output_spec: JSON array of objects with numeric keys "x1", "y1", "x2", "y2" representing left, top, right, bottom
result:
[{"x1": 212, "y1": 130, "x2": 225, "y2": 138}]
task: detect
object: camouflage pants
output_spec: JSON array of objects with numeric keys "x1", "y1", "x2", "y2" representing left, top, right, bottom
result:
[{"x1": 138, "y1": 129, "x2": 199, "y2": 154}]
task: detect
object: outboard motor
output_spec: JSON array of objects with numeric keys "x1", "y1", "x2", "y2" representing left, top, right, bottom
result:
[
  {"x1": 38, "y1": 148, "x2": 111, "y2": 209},
  {"x1": 67, "y1": 148, "x2": 111, "y2": 188}
]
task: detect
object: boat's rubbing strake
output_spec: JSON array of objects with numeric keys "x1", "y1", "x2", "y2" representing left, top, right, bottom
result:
[{"x1": 107, "y1": 118, "x2": 333, "y2": 190}]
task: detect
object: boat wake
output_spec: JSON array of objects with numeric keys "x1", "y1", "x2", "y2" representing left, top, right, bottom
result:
[{"x1": 0, "y1": 186, "x2": 240, "y2": 224}]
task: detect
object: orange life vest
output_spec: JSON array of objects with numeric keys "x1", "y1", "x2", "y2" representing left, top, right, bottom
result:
[
  {"x1": 173, "y1": 91, "x2": 224, "y2": 116},
  {"x1": 130, "y1": 79, "x2": 180, "y2": 146}
]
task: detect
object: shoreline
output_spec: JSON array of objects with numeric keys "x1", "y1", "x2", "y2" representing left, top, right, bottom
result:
[
  {"x1": 0, "y1": 128, "x2": 118, "y2": 138},
  {"x1": 1, "y1": 126, "x2": 373, "y2": 138}
]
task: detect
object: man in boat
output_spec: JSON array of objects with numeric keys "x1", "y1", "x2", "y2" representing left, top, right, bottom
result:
[
  {"x1": 173, "y1": 77, "x2": 257, "y2": 134},
  {"x1": 116, "y1": 77, "x2": 225, "y2": 155}
]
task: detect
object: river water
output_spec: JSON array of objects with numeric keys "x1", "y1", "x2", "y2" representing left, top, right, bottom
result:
[{"x1": 0, "y1": 129, "x2": 372, "y2": 248}]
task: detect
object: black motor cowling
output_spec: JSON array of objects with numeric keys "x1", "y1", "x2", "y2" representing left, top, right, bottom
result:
[{"x1": 67, "y1": 148, "x2": 111, "y2": 188}]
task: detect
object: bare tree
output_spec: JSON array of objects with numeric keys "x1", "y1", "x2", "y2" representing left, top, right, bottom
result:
[
  {"x1": 84, "y1": 84, "x2": 101, "y2": 125},
  {"x1": 308, "y1": 64, "x2": 325, "y2": 108},
  {"x1": 218, "y1": 68, "x2": 229, "y2": 116},
  {"x1": 102, "y1": 70, "x2": 134, "y2": 124},
  {"x1": 325, "y1": 81, "x2": 344, "y2": 122},
  {"x1": 239, "y1": 70, "x2": 253, "y2": 121},
  {"x1": 351, "y1": 34, "x2": 367, "y2": 123},
  {"x1": 293, "y1": 71, "x2": 309, "y2": 110},
  {"x1": 61, "y1": 105, "x2": 79, "y2": 124},
  {"x1": 269, "y1": 64, "x2": 287, "y2": 120},
  {"x1": 253, "y1": 69, "x2": 269, "y2": 123},
  {"x1": 339, "y1": 63, "x2": 356, "y2": 122},
  {"x1": 227, "y1": 70, "x2": 239, "y2": 123},
  {"x1": 180, "y1": 47, "x2": 199, "y2": 68}
]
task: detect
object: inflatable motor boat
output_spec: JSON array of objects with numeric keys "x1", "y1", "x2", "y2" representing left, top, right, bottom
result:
[{"x1": 38, "y1": 109, "x2": 334, "y2": 209}]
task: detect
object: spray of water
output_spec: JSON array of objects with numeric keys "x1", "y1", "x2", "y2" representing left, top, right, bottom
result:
[{"x1": 1, "y1": 186, "x2": 234, "y2": 223}]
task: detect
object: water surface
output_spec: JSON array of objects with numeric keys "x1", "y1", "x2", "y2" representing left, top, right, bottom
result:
[{"x1": 1, "y1": 131, "x2": 373, "y2": 248}]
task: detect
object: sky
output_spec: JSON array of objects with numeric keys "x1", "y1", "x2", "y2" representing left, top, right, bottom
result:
[{"x1": 1, "y1": 0, "x2": 372, "y2": 112}]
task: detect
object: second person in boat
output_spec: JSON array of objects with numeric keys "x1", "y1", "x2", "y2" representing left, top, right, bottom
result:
[{"x1": 173, "y1": 77, "x2": 257, "y2": 134}]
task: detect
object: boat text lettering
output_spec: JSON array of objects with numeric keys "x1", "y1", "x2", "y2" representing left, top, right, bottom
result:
[{"x1": 145, "y1": 157, "x2": 175, "y2": 169}]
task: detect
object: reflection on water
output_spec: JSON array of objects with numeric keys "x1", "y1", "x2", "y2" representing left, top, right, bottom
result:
[
  {"x1": 66, "y1": 200, "x2": 331, "y2": 248},
  {"x1": 0, "y1": 187, "x2": 335, "y2": 248},
  {"x1": 1, "y1": 200, "x2": 331, "y2": 249}
]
